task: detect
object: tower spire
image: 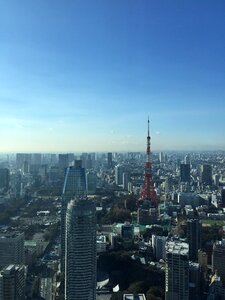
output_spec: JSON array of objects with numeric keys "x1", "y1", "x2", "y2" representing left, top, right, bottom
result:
[{"x1": 139, "y1": 118, "x2": 157, "y2": 207}]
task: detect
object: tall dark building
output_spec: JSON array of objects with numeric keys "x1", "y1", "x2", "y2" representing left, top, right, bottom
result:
[
  {"x1": 221, "y1": 188, "x2": 225, "y2": 208},
  {"x1": 187, "y1": 219, "x2": 202, "y2": 261},
  {"x1": 0, "y1": 264, "x2": 25, "y2": 300},
  {"x1": 180, "y1": 163, "x2": 190, "y2": 183},
  {"x1": 61, "y1": 163, "x2": 86, "y2": 276},
  {"x1": 0, "y1": 232, "x2": 24, "y2": 269},
  {"x1": 201, "y1": 164, "x2": 212, "y2": 186},
  {"x1": 65, "y1": 198, "x2": 96, "y2": 300},
  {"x1": 212, "y1": 240, "x2": 225, "y2": 285},
  {"x1": 107, "y1": 152, "x2": 113, "y2": 168},
  {"x1": 0, "y1": 168, "x2": 10, "y2": 192}
]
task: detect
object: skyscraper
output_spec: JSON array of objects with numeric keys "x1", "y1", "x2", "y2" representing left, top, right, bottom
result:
[
  {"x1": 165, "y1": 241, "x2": 189, "y2": 300},
  {"x1": 212, "y1": 240, "x2": 225, "y2": 285},
  {"x1": 0, "y1": 168, "x2": 10, "y2": 192},
  {"x1": 107, "y1": 152, "x2": 113, "y2": 168},
  {"x1": 58, "y1": 154, "x2": 69, "y2": 170},
  {"x1": 0, "y1": 232, "x2": 24, "y2": 269},
  {"x1": 180, "y1": 163, "x2": 190, "y2": 183},
  {"x1": 201, "y1": 164, "x2": 212, "y2": 186},
  {"x1": 186, "y1": 219, "x2": 202, "y2": 261},
  {"x1": 61, "y1": 162, "x2": 86, "y2": 276},
  {"x1": 115, "y1": 164, "x2": 124, "y2": 185},
  {"x1": 65, "y1": 198, "x2": 96, "y2": 300},
  {"x1": 0, "y1": 264, "x2": 25, "y2": 300}
]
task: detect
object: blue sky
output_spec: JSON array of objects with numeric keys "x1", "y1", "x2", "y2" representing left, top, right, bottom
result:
[{"x1": 0, "y1": 0, "x2": 225, "y2": 152}]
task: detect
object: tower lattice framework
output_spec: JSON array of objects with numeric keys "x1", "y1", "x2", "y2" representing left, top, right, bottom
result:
[{"x1": 140, "y1": 118, "x2": 157, "y2": 207}]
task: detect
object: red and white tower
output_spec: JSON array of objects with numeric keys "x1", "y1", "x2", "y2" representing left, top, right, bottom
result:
[{"x1": 140, "y1": 118, "x2": 157, "y2": 207}]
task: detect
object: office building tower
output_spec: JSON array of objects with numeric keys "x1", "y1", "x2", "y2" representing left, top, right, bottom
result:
[
  {"x1": 221, "y1": 188, "x2": 225, "y2": 208},
  {"x1": 16, "y1": 153, "x2": 31, "y2": 170},
  {"x1": 213, "y1": 174, "x2": 220, "y2": 186},
  {"x1": 58, "y1": 154, "x2": 69, "y2": 170},
  {"x1": 159, "y1": 152, "x2": 165, "y2": 163},
  {"x1": 86, "y1": 172, "x2": 97, "y2": 195},
  {"x1": 152, "y1": 235, "x2": 167, "y2": 260},
  {"x1": 65, "y1": 198, "x2": 96, "y2": 300},
  {"x1": 115, "y1": 165, "x2": 124, "y2": 185},
  {"x1": 187, "y1": 219, "x2": 202, "y2": 261},
  {"x1": 164, "y1": 177, "x2": 173, "y2": 193},
  {"x1": 121, "y1": 222, "x2": 134, "y2": 250},
  {"x1": 0, "y1": 232, "x2": 24, "y2": 269},
  {"x1": 212, "y1": 240, "x2": 225, "y2": 284},
  {"x1": 22, "y1": 161, "x2": 29, "y2": 174},
  {"x1": 67, "y1": 153, "x2": 75, "y2": 165},
  {"x1": 107, "y1": 152, "x2": 113, "y2": 168},
  {"x1": 123, "y1": 172, "x2": 130, "y2": 191},
  {"x1": 189, "y1": 262, "x2": 200, "y2": 300},
  {"x1": 61, "y1": 163, "x2": 86, "y2": 276},
  {"x1": 0, "y1": 168, "x2": 10, "y2": 192},
  {"x1": 0, "y1": 264, "x2": 25, "y2": 300},
  {"x1": 165, "y1": 241, "x2": 189, "y2": 300},
  {"x1": 180, "y1": 164, "x2": 190, "y2": 183},
  {"x1": 32, "y1": 153, "x2": 42, "y2": 165},
  {"x1": 201, "y1": 164, "x2": 212, "y2": 186}
]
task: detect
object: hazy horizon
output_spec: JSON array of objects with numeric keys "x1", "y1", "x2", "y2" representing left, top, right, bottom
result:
[{"x1": 1, "y1": 1, "x2": 225, "y2": 152}]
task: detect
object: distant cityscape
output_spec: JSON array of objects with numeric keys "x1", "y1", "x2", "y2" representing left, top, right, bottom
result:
[{"x1": 0, "y1": 124, "x2": 225, "y2": 300}]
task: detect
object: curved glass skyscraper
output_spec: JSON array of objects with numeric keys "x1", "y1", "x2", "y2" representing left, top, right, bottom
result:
[
  {"x1": 65, "y1": 198, "x2": 96, "y2": 300},
  {"x1": 61, "y1": 162, "x2": 86, "y2": 275}
]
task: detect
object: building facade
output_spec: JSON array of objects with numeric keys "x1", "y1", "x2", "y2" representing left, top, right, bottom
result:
[
  {"x1": 165, "y1": 241, "x2": 189, "y2": 300},
  {"x1": 0, "y1": 232, "x2": 24, "y2": 269},
  {"x1": 61, "y1": 163, "x2": 86, "y2": 275},
  {"x1": 0, "y1": 264, "x2": 25, "y2": 300},
  {"x1": 65, "y1": 198, "x2": 96, "y2": 300}
]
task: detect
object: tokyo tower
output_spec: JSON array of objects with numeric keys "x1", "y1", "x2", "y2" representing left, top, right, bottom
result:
[{"x1": 140, "y1": 118, "x2": 157, "y2": 207}]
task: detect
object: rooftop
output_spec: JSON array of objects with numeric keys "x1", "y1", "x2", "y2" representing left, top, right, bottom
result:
[
  {"x1": 123, "y1": 294, "x2": 146, "y2": 300},
  {"x1": 166, "y1": 241, "x2": 189, "y2": 256}
]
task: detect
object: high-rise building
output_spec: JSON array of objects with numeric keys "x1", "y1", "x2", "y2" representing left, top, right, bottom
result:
[
  {"x1": 107, "y1": 152, "x2": 113, "y2": 168},
  {"x1": 165, "y1": 241, "x2": 189, "y2": 300},
  {"x1": 115, "y1": 165, "x2": 124, "y2": 185},
  {"x1": 221, "y1": 188, "x2": 225, "y2": 208},
  {"x1": 152, "y1": 235, "x2": 167, "y2": 260},
  {"x1": 189, "y1": 262, "x2": 200, "y2": 300},
  {"x1": 0, "y1": 168, "x2": 10, "y2": 192},
  {"x1": 159, "y1": 152, "x2": 165, "y2": 163},
  {"x1": 187, "y1": 219, "x2": 202, "y2": 261},
  {"x1": 180, "y1": 164, "x2": 190, "y2": 183},
  {"x1": 86, "y1": 172, "x2": 97, "y2": 195},
  {"x1": 32, "y1": 153, "x2": 42, "y2": 165},
  {"x1": 16, "y1": 153, "x2": 31, "y2": 170},
  {"x1": 0, "y1": 232, "x2": 24, "y2": 269},
  {"x1": 122, "y1": 172, "x2": 130, "y2": 191},
  {"x1": 61, "y1": 163, "x2": 86, "y2": 276},
  {"x1": 65, "y1": 198, "x2": 96, "y2": 300},
  {"x1": 212, "y1": 240, "x2": 225, "y2": 284},
  {"x1": 201, "y1": 164, "x2": 212, "y2": 186},
  {"x1": 0, "y1": 264, "x2": 25, "y2": 300},
  {"x1": 58, "y1": 154, "x2": 69, "y2": 170}
]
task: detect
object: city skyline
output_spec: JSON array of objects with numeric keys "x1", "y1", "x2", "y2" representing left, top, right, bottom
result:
[{"x1": 1, "y1": 1, "x2": 225, "y2": 152}]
